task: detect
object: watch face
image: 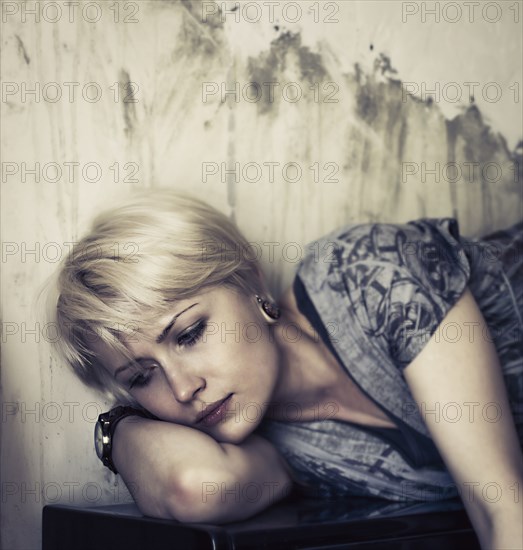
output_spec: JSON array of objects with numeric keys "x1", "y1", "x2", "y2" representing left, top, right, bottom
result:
[{"x1": 94, "y1": 421, "x2": 104, "y2": 459}]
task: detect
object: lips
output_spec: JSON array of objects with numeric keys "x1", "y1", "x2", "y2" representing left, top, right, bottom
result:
[{"x1": 196, "y1": 394, "x2": 233, "y2": 425}]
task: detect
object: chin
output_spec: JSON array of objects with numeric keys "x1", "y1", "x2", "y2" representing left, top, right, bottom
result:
[{"x1": 215, "y1": 420, "x2": 257, "y2": 445}]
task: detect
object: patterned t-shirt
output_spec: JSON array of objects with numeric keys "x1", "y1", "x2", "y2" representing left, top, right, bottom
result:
[
  {"x1": 255, "y1": 218, "x2": 523, "y2": 501},
  {"x1": 292, "y1": 274, "x2": 444, "y2": 469}
]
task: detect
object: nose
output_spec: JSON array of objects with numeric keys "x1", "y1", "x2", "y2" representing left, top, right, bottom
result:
[{"x1": 163, "y1": 362, "x2": 205, "y2": 403}]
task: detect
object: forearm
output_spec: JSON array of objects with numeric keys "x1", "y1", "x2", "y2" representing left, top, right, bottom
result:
[
  {"x1": 403, "y1": 290, "x2": 523, "y2": 549},
  {"x1": 193, "y1": 434, "x2": 294, "y2": 523},
  {"x1": 112, "y1": 416, "x2": 226, "y2": 520},
  {"x1": 464, "y1": 484, "x2": 523, "y2": 550},
  {"x1": 112, "y1": 417, "x2": 292, "y2": 523},
  {"x1": 488, "y1": 505, "x2": 523, "y2": 550}
]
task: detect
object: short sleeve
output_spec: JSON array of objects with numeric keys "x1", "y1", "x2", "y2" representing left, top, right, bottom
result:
[{"x1": 336, "y1": 218, "x2": 472, "y2": 372}]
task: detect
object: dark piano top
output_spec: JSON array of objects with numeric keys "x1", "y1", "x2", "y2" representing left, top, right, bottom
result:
[{"x1": 43, "y1": 493, "x2": 480, "y2": 550}]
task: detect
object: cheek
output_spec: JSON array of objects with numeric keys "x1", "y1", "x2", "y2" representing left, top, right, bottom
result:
[
  {"x1": 131, "y1": 384, "x2": 180, "y2": 421},
  {"x1": 205, "y1": 330, "x2": 277, "y2": 397},
  {"x1": 239, "y1": 334, "x2": 279, "y2": 390}
]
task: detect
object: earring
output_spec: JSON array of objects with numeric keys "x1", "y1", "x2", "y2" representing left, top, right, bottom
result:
[{"x1": 255, "y1": 294, "x2": 281, "y2": 320}]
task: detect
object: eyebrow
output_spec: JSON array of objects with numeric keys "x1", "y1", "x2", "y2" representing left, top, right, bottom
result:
[{"x1": 113, "y1": 303, "x2": 199, "y2": 379}]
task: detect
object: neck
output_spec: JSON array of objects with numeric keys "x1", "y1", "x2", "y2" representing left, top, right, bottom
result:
[{"x1": 264, "y1": 288, "x2": 341, "y2": 420}]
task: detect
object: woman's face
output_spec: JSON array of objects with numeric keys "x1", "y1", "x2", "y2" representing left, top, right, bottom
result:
[{"x1": 95, "y1": 286, "x2": 282, "y2": 444}]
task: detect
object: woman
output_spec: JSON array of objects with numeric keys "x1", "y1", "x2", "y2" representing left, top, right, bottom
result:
[{"x1": 49, "y1": 189, "x2": 523, "y2": 549}]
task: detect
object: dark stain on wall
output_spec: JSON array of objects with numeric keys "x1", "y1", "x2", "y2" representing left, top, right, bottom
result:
[
  {"x1": 244, "y1": 29, "x2": 520, "y2": 227},
  {"x1": 119, "y1": 69, "x2": 137, "y2": 138},
  {"x1": 156, "y1": 0, "x2": 520, "y2": 230},
  {"x1": 296, "y1": 41, "x2": 327, "y2": 83},
  {"x1": 15, "y1": 35, "x2": 30, "y2": 65},
  {"x1": 446, "y1": 106, "x2": 521, "y2": 193},
  {"x1": 179, "y1": 0, "x2": 224, "y2": 55},
  {"x1": 180, "y1": 0, "x2": 224, "y2": 31},
  {"x1": 247, "y1": 32, "x2": 327, "y2": 115}
]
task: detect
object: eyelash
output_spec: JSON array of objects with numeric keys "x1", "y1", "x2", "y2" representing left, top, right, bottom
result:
[
  {"x1": 129, "y1": 370, "x2": 155, "y2": 389},
  {"x1": 128, "y1": 321, "x2": 206, "y2": 389},
  {"x1": 176, "y1": 320, "x2": 206, "y2": 347}
]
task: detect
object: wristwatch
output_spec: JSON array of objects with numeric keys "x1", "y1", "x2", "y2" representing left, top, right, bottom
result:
[{"x1": 94, "y1": 405, "x2": 155, "y2": 474}]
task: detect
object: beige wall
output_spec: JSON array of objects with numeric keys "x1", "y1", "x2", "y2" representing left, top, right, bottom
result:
[{"x1": 1, "y1": 1, "x2": 521, "y2": 548}]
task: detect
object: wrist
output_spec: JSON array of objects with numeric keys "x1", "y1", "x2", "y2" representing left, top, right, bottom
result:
[{"x1": 94, "y1": 406, "x2": 156, "y2": 474}]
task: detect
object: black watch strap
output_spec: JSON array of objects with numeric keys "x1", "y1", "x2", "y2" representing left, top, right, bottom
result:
[{"x1": 96, "y1": 405, "x2": 156, "y2": 474}]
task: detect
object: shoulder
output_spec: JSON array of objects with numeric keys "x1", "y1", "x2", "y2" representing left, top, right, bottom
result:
[
  {"x1": 295, "y1": 218, "x2": 472, "y2": 352},
  {"x1": 330, "y1": 217, "x2": 463, "y2": 262},
  {"x1": 297, "y1": 217, "x2": 469, "y2": 284}
]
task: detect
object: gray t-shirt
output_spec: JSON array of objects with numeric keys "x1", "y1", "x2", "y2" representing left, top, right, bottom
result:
[{"x1": 255, "y1": 218, "x2": 523, "y2": 501}]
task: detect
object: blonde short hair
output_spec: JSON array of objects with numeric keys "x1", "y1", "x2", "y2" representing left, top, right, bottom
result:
[{"x1": 48, "y1": 189, "x2": 265, "y2": 403}]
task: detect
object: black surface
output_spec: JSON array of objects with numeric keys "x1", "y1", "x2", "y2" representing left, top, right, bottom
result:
[{"x1": 42, "y1": 494, "x2": 481, "y2": 550}]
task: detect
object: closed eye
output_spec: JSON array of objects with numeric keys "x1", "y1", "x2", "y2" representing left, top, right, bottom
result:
[
  {"x1": 177, "y1": 320, "x2": 206, "y2": 348},
  {"x1": 128, "y1": 321, "x2": 206, "y2": 390},
  {"x1": 129, "y1": 366, "x2": 157, "y2": 389}
]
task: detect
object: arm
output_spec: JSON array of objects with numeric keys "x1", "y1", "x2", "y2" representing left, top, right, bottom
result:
[
  {"x1": 112, "y1": 416, "x2": 293, "y2": 523},
  {"x1": 403, "y1": 287, "x2": 523, "y2": 550}
]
